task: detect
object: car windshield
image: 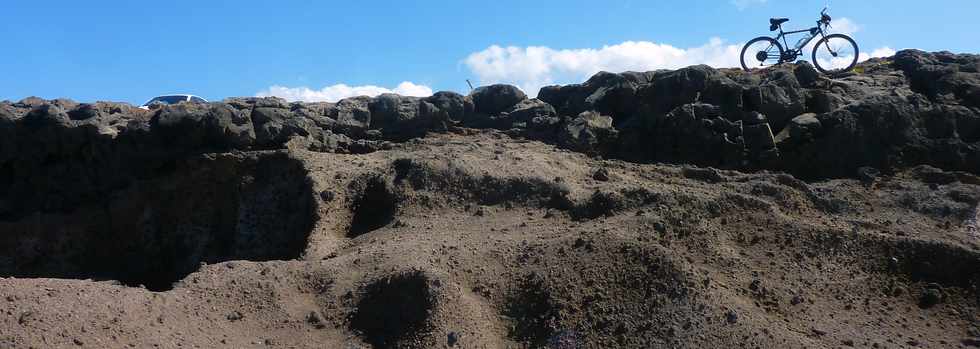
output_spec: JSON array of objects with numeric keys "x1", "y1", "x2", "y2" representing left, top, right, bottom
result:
[{"x1": 142, "y1": 96, "x2": 187, "y2": 106}]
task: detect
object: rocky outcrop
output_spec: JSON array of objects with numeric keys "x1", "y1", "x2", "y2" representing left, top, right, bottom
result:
[
  {"x1": 539, "y1": 50, "x2": 980, "y2": 178},
  {"x1": 2, "y1": 50, "x2": 979, "y2": 214}
]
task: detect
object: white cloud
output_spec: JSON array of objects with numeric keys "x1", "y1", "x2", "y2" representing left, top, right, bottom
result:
[
  {"x1": 255, "y1": 81, "x2": 433, "y2": 102},
  {"x1": 859, "y1": 46, "x2": 897, "y2": 62},
  {"x1": 868, "y1": 47, "x2": 896, "y2": 58},
  {"x1": 830, "y1": 17, "x2": 860, "y2": 35},
  {"x1": 465, "y1": 34, "x2": 900, "y2": 96},
  {"x1": 464, "y1": 38, "x2": 743, "y2": 96},
  {"x1": 731, "y1": 0, "x2": 767, "y2": 10}
]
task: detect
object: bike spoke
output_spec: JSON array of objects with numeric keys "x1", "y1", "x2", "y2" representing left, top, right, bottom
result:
[
  {"x1": 814, "y1": 37, "x2": 857, "y2": 72},
  {"x1": 742, "y1": 38, "x2": 786, "y2": 70}
]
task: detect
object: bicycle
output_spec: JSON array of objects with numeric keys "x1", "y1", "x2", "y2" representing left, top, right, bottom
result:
[{"x1": 740, "y1": 7, "x2": 859, "y2": 74}]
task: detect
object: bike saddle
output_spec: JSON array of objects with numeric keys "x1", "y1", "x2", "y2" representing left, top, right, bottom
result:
[{"x1": 769, "y1": 18, "x2": 789, "y2": 31}]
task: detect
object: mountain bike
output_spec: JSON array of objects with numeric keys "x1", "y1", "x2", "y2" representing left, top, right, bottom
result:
[{"x1": 740, "y1": 8, "x2": 859, "y2": 74}]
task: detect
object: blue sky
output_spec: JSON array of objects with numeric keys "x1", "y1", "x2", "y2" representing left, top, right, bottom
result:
[{"x1": 0, "y1": 0, "x2": 976, "y2": 104}]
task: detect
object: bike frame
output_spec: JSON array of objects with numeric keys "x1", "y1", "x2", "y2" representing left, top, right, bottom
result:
[{"x1": 772, "y1": 22, "x2": 827, "y2": 61}]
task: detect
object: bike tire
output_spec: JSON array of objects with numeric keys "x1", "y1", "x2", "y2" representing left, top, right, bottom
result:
[
  {"x1": 812, "y1": 34, "x2": 859, "y2": 74},
  {"x1": 740, "y1": 36, "x2": 785, "y2": 71}
]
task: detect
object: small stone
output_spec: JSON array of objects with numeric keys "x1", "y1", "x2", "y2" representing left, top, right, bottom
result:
[
  {"x1": 319, "y1": 190, "x2": 335, "y2": 202},
  {"x1": 961, "y1": 338, "x2": 980, "y2": 347},
  {"x1": 73, "y1": 338, "x2": 84, "y2": 346},
  {"x1": 593, "y1": 168, "x2": 610, "y2": 181},
  {"x1": 811, "y1": 328, "x2": 827, "y2": 336},
  {"x1": 18, "y1": 311, "x2": 32, "y2": 325},
  {"x1": 919, "y1": 286, "x2": 944, "y2": 308},
  {"x1": 791, "y1": 295, "x2": 804, "y2": 305},
  {"x1": 842, "y1": 339, "x2": 855, "y2": 346},
  {"x1": 725, "y1": 310, "x2": 738, "y2": 324},
  {"x1": 307, "y1": 311, "x2": 326, "y2": 329},
  {"x1": 227, "y1": 311, "x2": 244, "y2": 321},
  {"x1": 448, "y1": 331, "x2": 460, "y2": 347}
]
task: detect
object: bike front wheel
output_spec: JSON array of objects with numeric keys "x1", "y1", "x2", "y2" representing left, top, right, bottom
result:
[
  {"x1": 740, "y1": 36, "x2": 785, "y2": 71},
  {"x1": 812, "y1": 34, "x2": 859, "y2": 74}
]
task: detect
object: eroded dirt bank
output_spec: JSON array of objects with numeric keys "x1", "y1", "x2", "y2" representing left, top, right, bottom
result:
[{"x1": 1, "y1": 131, "x2": 978, "y2": 348}]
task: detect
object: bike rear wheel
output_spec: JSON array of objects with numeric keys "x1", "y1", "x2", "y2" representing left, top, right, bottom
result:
[
  {"x1": 740, "y1": 37, "x2": 784, "y2": 71},
  {"x1": 812, "y1": 34, "x2": 859, "y2": 73}
]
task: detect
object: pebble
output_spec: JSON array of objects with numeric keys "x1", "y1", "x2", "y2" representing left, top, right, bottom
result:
[
  {"x1": 448, "y1": 331, "x2": 460, "y2": 347},
  {"x1": 307, "y1": 311, "x2": 326, "y2": 329},
  {"x1": 725, "y1": 310, "x2": 739, "y2": 324},
  {"x1": 593, "y1": 168, "x2": 610, "y2": 181},
  {"x1": 919, "y1": 286, "x2": 944, "y2": 308},
  {"x1": 18, "y1": 311, "x2": 32, "y2": 325}
]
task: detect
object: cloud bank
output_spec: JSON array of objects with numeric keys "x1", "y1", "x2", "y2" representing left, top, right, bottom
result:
[
  {"x1": 256, "y1": 81, "x2": 433, "y2": 102},
  {"x1": 464, "y1": 38, "x2": 743, "y2": 96}
]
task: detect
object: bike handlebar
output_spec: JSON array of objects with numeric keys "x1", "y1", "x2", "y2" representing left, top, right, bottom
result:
[{"x1": 819, "y1": 7, "x2": 832, "y2": 25}]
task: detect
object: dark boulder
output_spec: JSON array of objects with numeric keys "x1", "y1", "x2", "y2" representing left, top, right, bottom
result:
[
  {"x1": 635, "y1": 65, "x2": 744, "y2": 118},
  {"x1": 331, "y1": 96, "x2": 373, "y2": 132},
  {"x1": 252, "y1": 106, "x2": 315, "y2": 147},
  {"x1": 775, "y1": 113, "x2": 822, "y2": 145},
  {"x1": 424, "y1": 91, "x2": 470, "y2": 122},
  {"x1": 538, "y1": 71, "x2": 650, "y2": 124},
  {"x1": 558, "y1": 111, "x2": 618, "y2": 155},
  {"x1": 67, "y1": 103, "x2": 102, "y2": 121},
  {"x1": 23, "y1": 103, "x2": 70, "y2": 128},
  {"x1": 504, "y1": 99, "x2": 556, "y2": 127},
  {"x1": 151, "y1": 103, "x2": 211, "y2": 148},
  {"x1": 465, "y1": 98, "x2": 556, "y2": 130},
  {"x1": 470, "y1": 84, "x2": 527, "y2": 116},
  {"x1": 642, "y1": 103, "x2": 745, "y2": 167},
  {"x1": 894, "y1": 49, "x2": 980, "y2": 107},
  {"x1": 745, "y1": 68, "x2": 807, "y2": 132},
  {"x1": 369, "y1": 94, "x2": 450, "y2": 140},
  {"x1": 14, "y1": 96, "x2": 48, "y2": 109},
  {"x1": 793, "y1": 61, "x2": 821, "y2": 88},
  {"x1": 206, "y1": 103, "x2": 256, "y2": 148},
  {"x1": 152, "y1": 102, "x2": 256, "y2": 150}
]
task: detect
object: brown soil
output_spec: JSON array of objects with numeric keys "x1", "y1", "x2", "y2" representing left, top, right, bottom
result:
[{"x1": 2, "y1": 130, "x2": 979, "y2": 348}]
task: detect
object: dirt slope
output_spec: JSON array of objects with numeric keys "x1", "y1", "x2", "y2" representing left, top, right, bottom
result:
[{"x1": 2, "y1": 130, "x2": 978, "y2": 348}]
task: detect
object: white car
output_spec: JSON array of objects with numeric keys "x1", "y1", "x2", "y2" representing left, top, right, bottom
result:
[{"x1": 139, "y1": 94, "x2": 208, "y2": 110}]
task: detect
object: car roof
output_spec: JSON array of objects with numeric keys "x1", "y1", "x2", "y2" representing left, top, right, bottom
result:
[
  {"x1": 145, "y1": 94, "x2": 208, "y2": 101},
  {"x1": 155, "y1": 94, "x2": 202, "y2": 98},
  {"x1": 141, "y1": 94, "x2": 208, "y2": 106}
]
